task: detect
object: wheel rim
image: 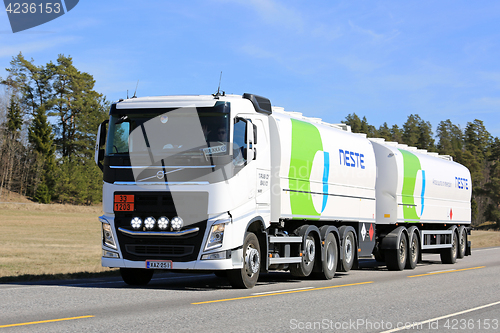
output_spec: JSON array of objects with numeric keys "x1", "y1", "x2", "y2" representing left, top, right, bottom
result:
[
  {"x1": 245, "y1": 245, "x2": 260, "y2": 276},
  {"x1": 326, "y1": 242, "x2": 335, "y2": 271},
  {"x1": 305, "y1": 237, "x2": 315, "y2": 263},
  {"x1": 459, "y1": 231, "x2": 465, "y2": 254},
  {"x1": 451, "y1": 234, "x2": 457, "y2": 257},
  {"x1": 410, "y1": 237, "x2": 418, "y2": 262},
  {"x1": 399, "y1": 237, "x2": 407, "y2": 264},
  {"x1": 345, "y1": 236, "x2": 353, "y2": 264}
]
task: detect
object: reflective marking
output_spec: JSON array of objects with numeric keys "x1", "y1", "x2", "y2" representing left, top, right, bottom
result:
[
  {"x1": 251, "y1": 287, "x2": 314, "y2": 295},
  {"x1": 380, "y1": 300, "x2": 500, "y2": 333},
  {"x1": 408, "y1": 266, "x2": 485, "y2": 278},
  {"x1": 192, "y1": 281, "x2": 373, "y2": 305},
  {"x1": 0, "y1": 315, "x2": 94, "y2": 328}
]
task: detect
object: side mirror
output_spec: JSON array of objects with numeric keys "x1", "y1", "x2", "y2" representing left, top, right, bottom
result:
[{"x1": 95, "y1": 120, "x2": 108, "y2": 171}]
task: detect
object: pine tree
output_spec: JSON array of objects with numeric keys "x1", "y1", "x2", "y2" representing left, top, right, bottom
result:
[
  {"x1": 342, "y1": 113, "x2": 362, "y2": 133},
  {"x1": 378, "y1": 122, "x2": 392, "y2": 141},
  {"x1": 29, "y1": 106, "x2": 56, "y2": 203},
  {"x1": 436, "y1": 119, "x2": 463, "y2": 155}
]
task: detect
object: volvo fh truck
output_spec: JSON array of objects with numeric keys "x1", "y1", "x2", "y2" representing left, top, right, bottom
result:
[{"x1": 95, "y1": 93, "x2": 471, "y2": 288}]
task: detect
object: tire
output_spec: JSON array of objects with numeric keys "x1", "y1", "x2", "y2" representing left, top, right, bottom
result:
[
  {"x1": 318, "y1": 233, "x2": 338, "y2": 279},
  {"x1": 120, "y1": 268, "x2": 154, "y2": 286},
  {"x1": 338, "y1": 230, "x2": 355, "y2": 272},
  {"x1": 385, "y1": 232, "x2": 408, "y2": 271},
  {"x1": 457, "y1": 227, "x2": 467, "y2": 259},
  {"x1": 290, "y1": 235, "x2": 316, "y2": 277},
  {"x1": 227, "y1": 232, "x2": 260, "y2": 289},
  {"x1": 441, "y1": 230, "x2": 458, "y2": 264},
  {"x1": 405, "y1": 232, "x2": 419, "y2": 270}
]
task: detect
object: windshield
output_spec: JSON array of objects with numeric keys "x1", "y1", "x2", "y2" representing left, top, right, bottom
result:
[{"x1": 106, "y1": 103, "x2": 230, "y2": 166}]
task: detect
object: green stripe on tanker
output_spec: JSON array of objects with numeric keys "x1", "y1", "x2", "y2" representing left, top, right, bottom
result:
[
  {"x1": 399, "y1": 149, "x2": 421, "y2": 222},
  {"x1": 288, "y1": 119, "x2": 323, "y2": 218}
]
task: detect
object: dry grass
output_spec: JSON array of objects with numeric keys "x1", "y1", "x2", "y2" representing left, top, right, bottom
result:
[
  {"x1": 469, "y1": 230, "x2": 500, "y2": 249},
  {"x1": 0, "y1": 203, "x2": 117, "y2": 281}
]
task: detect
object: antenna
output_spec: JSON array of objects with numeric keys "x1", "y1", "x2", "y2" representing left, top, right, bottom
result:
[
  {"x1": 127, "y1": 90, "x2": 129, "y2": 99},
  {"x1": 132, "y1": 80, "x2": 139, "y2": 98},
  {"x1": 213, "y1": 72, "x2": 225, "y2": 98}
]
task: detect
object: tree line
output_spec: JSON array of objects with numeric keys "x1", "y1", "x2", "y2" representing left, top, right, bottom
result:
[
  {"x1": 0, "y1": 53, "x2": 108, "y2": 205},
  {"x1": 342, "y1": 113, "x2": 500, "y2": 227}
]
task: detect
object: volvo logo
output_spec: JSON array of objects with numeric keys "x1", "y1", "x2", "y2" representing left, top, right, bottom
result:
[{"x1": 156, "y1": 171, "x2": 165, "y2": 179}]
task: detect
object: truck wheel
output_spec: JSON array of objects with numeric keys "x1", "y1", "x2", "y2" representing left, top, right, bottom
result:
[
  {"x1": 227, "y1": 232, "x2": 260, "y2": 289},
  {"x1": 120, "y1": 268, "x2": 154, "y2": 286},
  {"x1": 338, "y1": 230, "x2": 355, "y2": 272},
  {"x1": 290, "y1": 235, "x2": 316, "y2": 277},
  {"x1": 317, "y1": 233, "x2": 338, "y2": 279},
  {"x1": 405, "y1": 232, "x2": 419, "y2": 270},
  {"x1": 457, "y1": 227, "x2": 467, "y2": 259},
  {"x1": 440, "y1": 230, "x2": 458, "y2": 264},
  {"x1": 385, "y1": 233, "x2": 407, "y2": 271}
]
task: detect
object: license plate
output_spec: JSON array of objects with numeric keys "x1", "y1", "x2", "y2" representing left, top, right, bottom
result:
[{"x1": 146, "y1": 260, "x2": 172, "y2": 269}]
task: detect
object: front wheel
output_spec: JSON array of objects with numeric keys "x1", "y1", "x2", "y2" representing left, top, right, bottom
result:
[
  {"x1": 120, "y1": 268, "x2": 154, "y2": 286},
  {"x1": 227, "y1": 232, "x2": 261, "y2": 289}
]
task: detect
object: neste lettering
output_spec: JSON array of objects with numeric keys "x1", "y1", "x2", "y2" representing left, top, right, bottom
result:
[{"x1": 339, "y1": 149, "x2": 365, "y2": 169}]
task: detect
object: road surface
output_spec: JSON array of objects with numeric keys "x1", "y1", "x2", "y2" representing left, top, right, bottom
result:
[{"x1": 1, "y1": 247, "x2": 499, "y2": 332}]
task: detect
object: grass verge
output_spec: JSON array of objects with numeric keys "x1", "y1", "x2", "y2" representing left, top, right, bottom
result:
[{"x1": 0, "y1": 203, "x2": 118, "y2": 282}]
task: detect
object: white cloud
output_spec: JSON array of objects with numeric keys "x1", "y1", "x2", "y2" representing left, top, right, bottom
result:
[{"x1": 0, "y1": 36, "x2": 76, "y2": 58}]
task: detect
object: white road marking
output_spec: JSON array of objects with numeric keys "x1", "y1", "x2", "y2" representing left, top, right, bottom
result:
[{"x1": 380, "y1": 300, "x2": 500, "y2": 333}]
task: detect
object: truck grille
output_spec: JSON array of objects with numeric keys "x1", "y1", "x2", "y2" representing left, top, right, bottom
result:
[{"x1": 114, "y1": 191, "x2": 208, "y2": 262}]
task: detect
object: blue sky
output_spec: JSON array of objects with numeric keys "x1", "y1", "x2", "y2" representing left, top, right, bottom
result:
[{"x1": 1, "y1": 0, "x2": 499, "y2": 137}]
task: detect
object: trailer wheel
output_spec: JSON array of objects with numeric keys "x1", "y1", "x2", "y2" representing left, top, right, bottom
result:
[
  {"x1": 313, "y1": 233, "x2": 338, "y2": 280},
  {"x1": 440, "y1": 230, "x2": 458, "y2": 264},
  {"x1": 385, "y1": 233, "x2": 407, "y2": 271},
  {"x1": 457, "y1": 227, "x2": 467, "y2": 259},
  {"x1": 290, "y1": 235, "x2": 316, "y2": 277},
  {"x1": 120, "y1": 268, "x2": 154, "y2": 286},
  {"x1": 227, "y1": 232, "x2": 260, "y2": 289},
  {"x1": 338, "y1": 230, "x2": 355, "y2": 272},
  {"x1": 405, "y1": 232, "x2": 419, "y2": 270}
]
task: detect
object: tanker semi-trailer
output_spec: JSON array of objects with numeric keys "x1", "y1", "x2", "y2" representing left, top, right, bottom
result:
[{"x1": 95, "y1": 93, "x2": 472, "y2": 288}]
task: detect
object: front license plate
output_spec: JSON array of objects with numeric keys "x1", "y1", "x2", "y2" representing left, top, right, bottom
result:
[{"x1": 146, "y1": 260, "x2": 172, "y2": 269}]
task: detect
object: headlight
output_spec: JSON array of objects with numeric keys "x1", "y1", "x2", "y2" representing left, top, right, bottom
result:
[
  {"x1": 157, "y1": 216, "x2": 169, "y2": 230},
  {"x1": 131, "y1": 217, "x2": 142, "y2": 230},
  {"x1": 205, "y1": 222, "x2": 226, "y2": 250},
  {"x1": 100, "y1": 217, "x2": 117, "y2": 249},
  {"x1": 171, "y1": 216, "x2": 184, "y2": 231},
  {"x1": 144, "y1": 217, "x2": 156, "y2": 230}
]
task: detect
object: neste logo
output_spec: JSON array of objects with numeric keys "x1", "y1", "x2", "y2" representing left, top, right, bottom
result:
[{"x1": 4, "y1": 0, "x2": 79, "y2": 33}]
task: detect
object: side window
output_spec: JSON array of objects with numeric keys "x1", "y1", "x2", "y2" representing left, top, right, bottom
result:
[{"x1": 233, "y1": 118, "x2": 247, "y2": 167}]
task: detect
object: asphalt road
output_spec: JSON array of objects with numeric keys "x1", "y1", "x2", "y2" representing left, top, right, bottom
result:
[{"x1": 1, "y1": 247, "x2": 499, "y2": 333}]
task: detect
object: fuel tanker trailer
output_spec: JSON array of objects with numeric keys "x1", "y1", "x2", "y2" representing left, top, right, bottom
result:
[{"x1": 95, "y1": 93, "x2": 472, "y2": 288}]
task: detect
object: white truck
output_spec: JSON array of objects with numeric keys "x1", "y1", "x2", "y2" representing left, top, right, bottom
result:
[{"x1": 95, "y1": 93, "x2": 472, "y2": 288}]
